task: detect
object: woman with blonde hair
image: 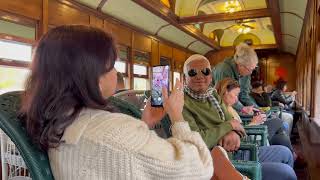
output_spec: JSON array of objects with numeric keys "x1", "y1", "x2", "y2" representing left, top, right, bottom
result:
[{"x1": 215, "y1": 78, "x2": 296, "y2": 180}]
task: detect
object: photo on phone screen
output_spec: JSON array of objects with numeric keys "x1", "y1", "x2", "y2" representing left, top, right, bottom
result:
[{"x1": 151, "y1": 65, "x2": 169, "y2": 107}]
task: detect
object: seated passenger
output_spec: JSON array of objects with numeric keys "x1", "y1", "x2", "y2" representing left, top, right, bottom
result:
[
  {"x1": 212, "y1": 43, "x2": 294, "y2": 135},
  {"x1": 182, "y1": 54, "x2": 297, "y2": 180},
  {"x1": 250, "y1": 81, "x2": 272, "y2": 108},
  {"x1": 216, "y1": 78, "x2": 294, "y2": 152},
  {"x1": 20, "y1": 25, "x2": 213, "y2": 180},
  {"x1": 271, "y1": 79, "x2": 296, "y2": 110}
]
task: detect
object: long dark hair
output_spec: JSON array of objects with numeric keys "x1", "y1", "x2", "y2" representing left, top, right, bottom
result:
[
  {"x1": 20, "y1": 25, "x2": 117, "y2": 151},
  {"x1": 275, "y1": 79, "x2": 287, "y2": 91}
]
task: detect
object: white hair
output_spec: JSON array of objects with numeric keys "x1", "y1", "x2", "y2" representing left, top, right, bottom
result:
[
  {"x1": 234, "y1": 43, "x2": 258, "y2": 66},
  {"x1": 183, "y1": 54, "x2": 210, "y2": 75}
]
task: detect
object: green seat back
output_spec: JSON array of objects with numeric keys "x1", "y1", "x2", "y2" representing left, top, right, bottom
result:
[
  {"x1": 108, "y1": 96, "x2": 142, "y2": 119},
  {"x1": 0, "y1": 91, "x2": 54, "y2": 180},
  {"x1": 244, "y1": 125, "x2": 269, "y2": 146},
  {"x1": 232, "y1": 160, "x2": 262, "y2": 180}
]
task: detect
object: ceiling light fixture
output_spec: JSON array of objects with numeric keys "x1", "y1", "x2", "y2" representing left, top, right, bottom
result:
[
  {"x1": 225, "y1": 1, "x2": 241, "y2": 13},
  {"x1": 237, "y1": 27, "x2": 251, "y2": 34}
]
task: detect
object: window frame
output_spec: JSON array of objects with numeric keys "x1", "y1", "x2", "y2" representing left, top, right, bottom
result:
[{"x1": 0, "y1": 35, "x2": 34, "y2": 68}]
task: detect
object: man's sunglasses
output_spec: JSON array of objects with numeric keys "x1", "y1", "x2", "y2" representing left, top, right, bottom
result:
[{"x1": 187, "y1": 68, "x2": 211, "y2": 77}]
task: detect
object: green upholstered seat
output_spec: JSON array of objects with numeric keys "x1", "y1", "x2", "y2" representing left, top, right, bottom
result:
[{"x1": 0, "y1": 91, "x2": 54, "y2": 180}]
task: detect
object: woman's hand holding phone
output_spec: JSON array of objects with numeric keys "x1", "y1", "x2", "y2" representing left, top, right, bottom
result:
[
  {"x1": 162, "y1": 78, "x2": 184, "y2": 123},
  {"x1": 251, "y1": 113, "x2": 267, "y2": 125},
  {"x1": 142, "y1": 78, "x2": 184, "y2": 127}
]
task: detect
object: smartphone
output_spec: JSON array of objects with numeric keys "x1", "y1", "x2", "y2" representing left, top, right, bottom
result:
[
  {"x1": 253, "y1": 108, "x2": 261, "y2": 116},
  {"x1": 151, "y1": 65, "x2": 170, "y2": 107}
]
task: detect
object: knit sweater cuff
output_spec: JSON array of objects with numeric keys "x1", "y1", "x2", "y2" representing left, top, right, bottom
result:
[{"x1": 171, "y1": 121, "x2": 191, "y2": 137}]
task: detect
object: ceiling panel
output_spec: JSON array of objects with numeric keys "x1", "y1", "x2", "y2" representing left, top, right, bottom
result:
[
  {"x1": 157, "y1": 25, "x2": 197, "y2": 49},
  {"x1": 200, "y1": 17, "x2": 275, "y2": 46},
  {"x1": 279, "y1": 0, "x2": 307, "y2": 54},
  {"x1": 279, "y1": 0, "x2": 307, "y2": 18},
  {"x1": 101, "y1": 0, "x2": 168, "y2": 34},
  {"x1": 281, "y1": 14, "x2": 303, "y2": 38},
  {"x1": 176, "y1": 0, "x2": 267, "y2": 17},
  {"x1": 282, "y1": 35, "x2": 299, "y2": 54},
  {"x1": 76, "y1": 0, "x2": 101, "y2": 9},
  {"x1": 188, "y1": 41, "x2": 212, "y2": 54}
]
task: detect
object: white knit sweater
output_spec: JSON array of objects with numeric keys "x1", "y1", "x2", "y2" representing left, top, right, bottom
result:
[{"x1": 48, "y1": 108, "x2": 213, "y2": 180}]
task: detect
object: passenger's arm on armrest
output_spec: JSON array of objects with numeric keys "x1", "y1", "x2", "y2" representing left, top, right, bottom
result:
[
  {"x1": 136, "y1": 120, "x2": 213, "y2": 178},
  {"x1": 183, "y1": 109, "x2": 233, "y2": 149},
  {"x1": 101, "y1": 112, "x2": 214, "y2": 178}
]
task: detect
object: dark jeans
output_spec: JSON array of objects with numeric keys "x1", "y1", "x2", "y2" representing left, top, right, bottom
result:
[
  {"x1": 263, "y1": 118, "x2": 293, "y2": 152},
  {"x1": 259, "y1": 145, "x2": 296, "y2": 180}
]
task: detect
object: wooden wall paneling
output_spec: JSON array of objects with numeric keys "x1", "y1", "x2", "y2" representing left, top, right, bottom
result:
[
  {"x1": 151, "y1": 39, "x2": 159, "y2": 66},
  {"x1": 205, "y1": 49, "x2": 234, "y2": 67},
  {"x1": 0, "y1": 33, "x2": 35, "y2": 45},
  {"x1": 38, "y1": 0, "x2": 49, "y2": 40},
  {"x1": 263, "y1": 53, "x2": 296, "y2": 91},
  {"x1": 104, "y1": 20, "x2": 132, "y2": 47},
  {"x1": 129, "y1": 38, "x2": 134, "y2": 89},
  {"x1": 159, "y1": 42, "x2": 172, "y2": 59},
  {"x1": 132, "y1": 32, "x2": 151, "y2": 53},
  {"x1": 48, "y1": 0, "x2": 90, "y2": 26},
  {"x1": 0, "y1": 0, "x2": 42, "y2": 20},
  {"x1": 172, "y1": 48, "x2": 186, "y2": 62},
  {"x1": 89, "y1": 15, "x2": 103, "y2": 28},
  {"x1": 172, "y1": 48, "x2": 186, "y2": 72}
]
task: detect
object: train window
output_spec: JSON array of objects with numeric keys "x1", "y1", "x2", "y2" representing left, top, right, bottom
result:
[
  {"x1": 0, "y1": 66, "x2": 29, "y2": 94},
  {"x1": 133, "y1": 64, "x2": 148, "y2": 76},
  {"x1": 0, "y1": 20, "x2": 36, "y2": 40},
  {"x1": 173, "y1": 71, "x2": 181, "y2": 85},
  {"x1": 115, "y1": 60, "x2": 127, "y2": 73},
  {"x1": 133, "y1": 77, "x2": 149, "y2": 90},
  {"x1": 0, "y1": 40, "x2": 32, "y2": 62}
]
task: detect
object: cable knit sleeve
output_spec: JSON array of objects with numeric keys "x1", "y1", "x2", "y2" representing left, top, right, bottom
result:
[
  {"x1": 91, "y1": 112, "x2": 213, "y2": 179},
  {"x1": 49, "y1": 110, "x2": 213, "y2": 180}
]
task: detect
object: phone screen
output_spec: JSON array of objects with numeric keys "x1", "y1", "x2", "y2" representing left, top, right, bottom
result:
[{"x1": 151, "y1": 65, "x2": 169, "y2": 107}]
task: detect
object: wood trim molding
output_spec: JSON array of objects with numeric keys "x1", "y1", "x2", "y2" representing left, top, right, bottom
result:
[
  {"x1": 0, "y1": 10, "x2": 37, "y2": 27},
  {"x1": 0, "y1": 33, "x2": 36, "y2": 45},
  {"x1": 58, "y1": 0, "x2": 196, "y2": 54},
  {"x1": 295, "y1": 0, "x2": 312, "y2": 57},
  {"x1": 179, "y1": 8, "x2": 271, "y2": 24},
  {"x1": 267, "y1": 0, "x2": 282, "y2": 50},
  {"x1": 38, "y1": 0, "x2": 48, "y2": 40},
  {"x1": 168, "y1": 0, "x2": 175, "y2": 13},
  {"x1": 132, "y1": 0, "x2": 220, "y2": 50},
  {"x1": 97, "y1": 0, "x2": 108, "y2": 11},
  {"x1": 220, "y1": 44, "x2": 278, "y2": 50},
  {"x1": 0, "y1": 59, "x2": 29, "y2": 68}
]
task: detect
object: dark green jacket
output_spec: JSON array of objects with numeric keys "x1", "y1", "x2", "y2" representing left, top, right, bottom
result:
[
  {"x1": 183, "y1": 91, "x2": 233, "y2": 149},
  {"x1": 212, "y1": 57, "x2": 257, "y2": 111}
]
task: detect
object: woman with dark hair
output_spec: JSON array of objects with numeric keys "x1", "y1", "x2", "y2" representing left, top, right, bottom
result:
[
  {"x1": 271, "y1": 79, "x2": 297, "y2": 108},
  {"x1": 20, "y1": 25, "x2": 213, "y2": 180},
  {"x1": 250, "y1": 81, "x2": 272, "y2": 107}
]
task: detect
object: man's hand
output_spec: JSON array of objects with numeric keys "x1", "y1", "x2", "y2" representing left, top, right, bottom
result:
[
  {"x1": 218, "y1": 131, "x2": 241, "y2": 152},
  {"x1": 241, "y1": 106, "x2": 254, "y2": 115}
]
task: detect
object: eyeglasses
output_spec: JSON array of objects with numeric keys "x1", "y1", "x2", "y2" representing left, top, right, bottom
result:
[
  {"x1": 241, "y1": 64, "x2": 256, "y2": 72},
  {"x1": 187, "y1": 68, "x2": 211, "y2": 77}
]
